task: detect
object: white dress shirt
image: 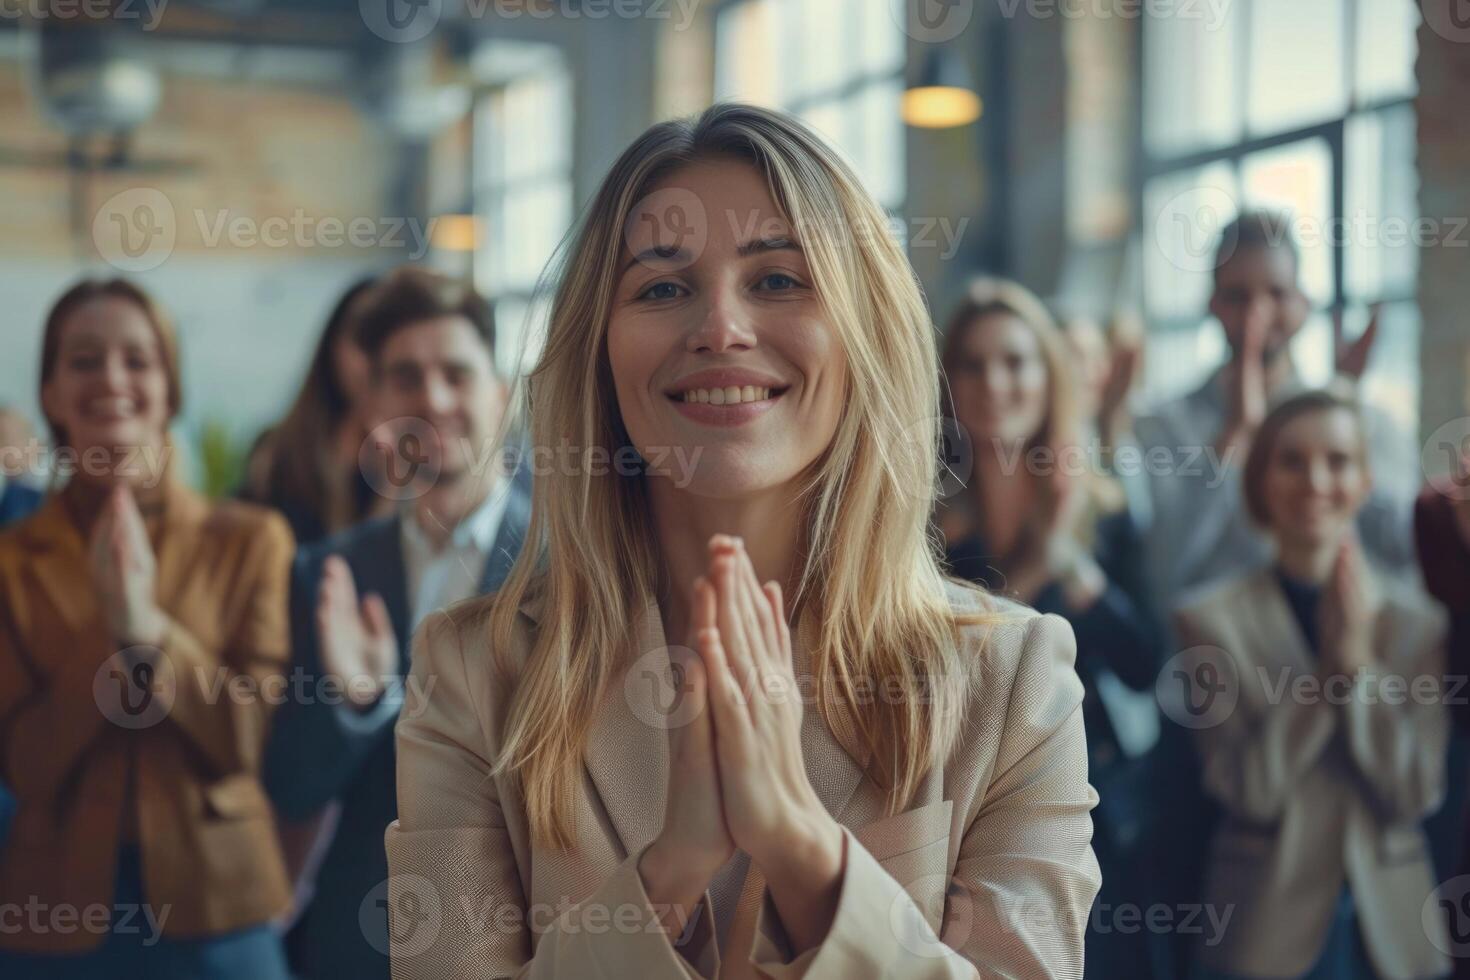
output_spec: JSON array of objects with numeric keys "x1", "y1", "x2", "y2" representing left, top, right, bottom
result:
[{"x1": 400, "y1": 482, "x2": 510, "y2": 634}]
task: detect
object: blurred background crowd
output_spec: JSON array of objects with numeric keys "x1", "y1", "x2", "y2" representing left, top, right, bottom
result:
[{"x1": 1, "y1": 1, "x2": 1469, "y2": 978}]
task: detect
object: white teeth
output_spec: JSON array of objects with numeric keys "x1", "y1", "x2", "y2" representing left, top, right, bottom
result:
[{"x1": 680, "y1": 386, "x2": 775, "y2": 405}]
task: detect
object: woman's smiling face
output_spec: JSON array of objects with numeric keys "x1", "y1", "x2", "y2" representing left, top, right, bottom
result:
[{"x1": 606, "y1": 157, "x2": 848, "y2": 499}]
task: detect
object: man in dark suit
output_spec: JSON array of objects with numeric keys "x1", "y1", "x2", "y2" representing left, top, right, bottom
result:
[
  {"x1": 264, "y1": 268, "x2": 529, "y2": 980},
  {"x1": 0, "y1": 406, "x2": 42, "y2": 529}
]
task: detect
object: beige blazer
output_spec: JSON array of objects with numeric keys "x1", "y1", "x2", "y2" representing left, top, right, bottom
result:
[
  {"x1": 384, "y1": 578, "x2": 1101, "y2": 978},
  {"x1": 1173, "y1": 566, "x2": 1450, "y2": 980}
]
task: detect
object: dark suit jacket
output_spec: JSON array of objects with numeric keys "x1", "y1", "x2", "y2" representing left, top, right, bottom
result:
[
  {"x1": 263, "y1": 481, "x2": 530, "y2": 980},
  {"x1": 0, "y1": 482, "x2": 41, "y2": 528}
]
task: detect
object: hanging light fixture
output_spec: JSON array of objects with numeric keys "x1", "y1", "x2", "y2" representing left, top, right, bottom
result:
[{"x1": 903, "y1": 46, "x2": 982, "y2": 128}]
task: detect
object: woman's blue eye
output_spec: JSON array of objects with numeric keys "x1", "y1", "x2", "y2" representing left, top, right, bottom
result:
[
  {"x1": 760, "y1": 273, "x2": 798, "y2": 291},
  {"x1": 640, "y1": 281, "x2": 683, "y2": 301}
]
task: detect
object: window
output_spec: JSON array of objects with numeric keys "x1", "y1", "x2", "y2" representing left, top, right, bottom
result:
[
  {"x1": 715, "y1": 0, "x2": 906, "y2": 211},
  {"x1": 1137, "y1": 0, "x2": 1420, "y2": 430},
  {"x1": 473, "y1": 63, "x2": 574, "y2": 375}
]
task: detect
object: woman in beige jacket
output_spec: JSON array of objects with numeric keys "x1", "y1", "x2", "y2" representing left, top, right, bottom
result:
[
  {"x1": 1173, "y1": 387, "x2": 1450, "y2": 980},
  {"x1": 385, "y1": 103, "x2": 1101, "y2": 979}
]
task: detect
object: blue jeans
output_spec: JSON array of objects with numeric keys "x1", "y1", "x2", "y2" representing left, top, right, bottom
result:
[
  {"x1": 1192, "y1": 887, "x2": 1380, "y2": 980},
  {"x1": 0, "y1": 845, "x2": 289, "y2": 980}
]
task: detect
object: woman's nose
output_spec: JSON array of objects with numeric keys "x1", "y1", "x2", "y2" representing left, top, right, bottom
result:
[
  {"x1": 101, "y1": 353, "x2": 131, "y2": 392},
  {"x1": 687, "y1": 288, "x2": 756, "y2": 353}
]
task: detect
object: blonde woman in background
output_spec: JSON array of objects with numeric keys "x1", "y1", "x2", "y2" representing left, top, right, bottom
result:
[
  {"x1": 385, "y1": 104, "x2": 1101, "y2": 978},
  {"x1": 938, "y1": 278, "x2": 1165, "y2": 979}
]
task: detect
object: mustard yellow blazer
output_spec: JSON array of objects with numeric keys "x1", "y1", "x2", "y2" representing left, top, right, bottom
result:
[
  {"x1": 0, "y1": 480, "x2": 295, "y2": 953},
  {"x1": 385, "y1": 579, "x2": 1101, "y2": 978}
]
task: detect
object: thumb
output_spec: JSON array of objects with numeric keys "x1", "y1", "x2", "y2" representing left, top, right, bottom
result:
[{"x1": 361, "y1": 592, "x2": 393, "y2": 641}]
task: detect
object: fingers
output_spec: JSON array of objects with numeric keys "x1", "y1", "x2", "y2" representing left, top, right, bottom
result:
[
  {"x1": 763, "y1": 581, "x2": 792, "y2": 662},
  {"x1": 362, "y1": 592, "x2": 393, "y2": 641}
]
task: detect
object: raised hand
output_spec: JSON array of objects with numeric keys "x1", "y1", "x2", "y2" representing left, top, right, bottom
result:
[
  {"x1": 638, "y1": 576, "x2": 736, "y2": 939},
  {"x1": 1319, "y1": 536, "x2": 1377, "y2": 676},
  {"x1": 1221, "y1": 304, "x2": 1270, "y2": 454},
  {"x1": 1334, "y1": 303, "x2": 1381, "y2": 380},
  {"x1": 89, "y1": 485, "x2": 166, "y2": 647},
  {"x1": 696, "y1": 535, "x2": 844, "y2": 952},
  {"x1": 315, "y1": 555, "x2": 399, "y2": 709}
]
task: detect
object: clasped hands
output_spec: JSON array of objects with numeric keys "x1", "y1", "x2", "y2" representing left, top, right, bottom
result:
[{"x1": 640, "y1": 535, "x2": 845, "y2": 954}]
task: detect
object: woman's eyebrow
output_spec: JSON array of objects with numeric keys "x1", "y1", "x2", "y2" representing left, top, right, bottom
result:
[
  {"x1": 620, "y1": 244, "x2": 692, "y2": 275},
  {"x1": 737, "y1": 236, "x2": 802, "y2": 257}
]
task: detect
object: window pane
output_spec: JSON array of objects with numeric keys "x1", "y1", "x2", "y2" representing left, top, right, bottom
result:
[
  {"x1": 1240, "y1": 137, "x2": 1334, "y2": 307},
  {"x1": 1345, "y1": 105, "x2": 1418, "y2": 301},
  {"x1": 715, "y1": 0, "x2": 785, "y2": 106},
  {"x1": 1141, "y1": 317, "x2": 1228, "y2": 403},
  {"x1": 1142, "y1": 0, "x2": 1242, "y2": 157},
  {"x1": 1355, "y1": 0, "x2": 1418, "y2": 103},
  {"x1": 855, "y1": 79, "x2": 904, "y2": 208},
  {"x1": 1142, "y1": 162, "x2": 1239, "y2": 321},
  {"x1": 1287, "y1": 310, "x2": 1335, "y2": 387},
  {"x1": 1247, "y1": 0, "x2": 1348, "y2": 134},
  {"x1": 1354, "y1": 299, "x2": 1420, "y2": 436},
  {"x1": 792, "y1": 0, "x2": 850, "y2": 101},
  {"x1": 494, "y1": 294, "x2": 552, "y2": 377},
  {"x1": 501, "y1": 181, "x2": 571, "y2": 292},
  {"x1": 798, "y1": 98, "x2": 854, "y2": 164},
  {"x1": 857, "y1": 0, "x2": 905, "y2": 76}
]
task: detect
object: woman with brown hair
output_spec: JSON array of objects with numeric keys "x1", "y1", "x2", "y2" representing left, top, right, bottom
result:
[
  {"x1": 1177, "y1": 387, "x2": 1449, "y2": 980},
  {"x1": 241, "y1": 275, "x2": 382, "y2": 544},
  {"x1": 0, "y1": 279, "x2": 295, "y2": 979}
]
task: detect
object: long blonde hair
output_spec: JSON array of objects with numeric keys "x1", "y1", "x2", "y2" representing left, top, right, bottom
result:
[{"x1": 490, "y1": 102, "x2": 988, "y2": 848}]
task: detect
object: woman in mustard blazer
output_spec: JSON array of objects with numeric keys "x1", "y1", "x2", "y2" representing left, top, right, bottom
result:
[
  {"x1": 1174, "y1": 387, "x2": 1450, "y2": 980},
  {"x1": 0, "y1": 279, "x2": 294, "y2": 979},
  {"x1": 385, "y1": 103, "x2": 1101, "y2": 978}
]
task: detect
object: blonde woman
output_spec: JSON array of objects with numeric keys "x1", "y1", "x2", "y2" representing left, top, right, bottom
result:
[
  {"x1": 386, "y1": 104, "x2": 1100, "y2": 978},
  {"x1": 938, "y1": 280, "x2": 1164, "y2": 978}
]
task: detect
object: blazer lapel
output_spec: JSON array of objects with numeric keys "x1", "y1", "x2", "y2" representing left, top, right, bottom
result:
[
  {"x1": 1249, "y1": 567, "x2": 1317, "y2": 675},
  {"x1": 583, "y1": 595, "x2": 670, "y2": 859},
  {"x1": 790, "y1": 610, "x2": 868, "y2": 823},
  {"x1": 151, "y1": 481, "x2": 209, "y2": 614},
  {"x1": 23, "y1": 496, "x2": 100, "y2": 636},
  {"x1": 478, "y1": 483, "x2": 530, "y2": 595}
]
